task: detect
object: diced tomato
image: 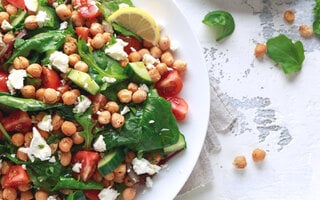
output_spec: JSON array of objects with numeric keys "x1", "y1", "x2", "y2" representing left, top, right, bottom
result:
[
  {"x1": 72, "y1": 150, "x2": 100, "y2": 182},
  {"x1": 6, "y1": 0, "x2": 26, "y2": 9},
  {"x1": 117, "y1": 35, "x2": 142, "y2": 54},
  {"x1": 0, "y1": 70, "x2": 9, "y2": 92},
  {"x1": 1, "y1": 110, "x2": 32, "y2": 133},
  {"x1": 73, "y1": 0, "x2": 100, "y2": 19},
  {"x1": 166, "y1": 96, "x2": 189, "y2": 121},
  {"x1": 76, "y1": 27, "x2": 90, "y2": 41},
  {"x1": 155, "y1": 70, "x2": 183, "y2": 97},
  {"x1": 83, "y1": 190, "x2": 100, "y2": 200},
  {"x1": 41, "y1": 67, "x2": 61, "y2": 90},
  {"x1": 2, "y1": 165, "x2": 30, "y2": 188}
]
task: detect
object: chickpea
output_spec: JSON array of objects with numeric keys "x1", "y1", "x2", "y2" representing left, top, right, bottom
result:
[
  {"x1": 128, "y1": 51, "x2": 142, "y2": 62},
  {"x1": 26, "y1": 63, "x2": 42, "y2": 78},
  {"x1": 284, "y1": 10, "x2": 295, "y2": 23},
  {"x1": 148, "y1": 68, "x2": 161, "y2": 83},
  {"x1": 43, "y1": 88, "x2": 58, "y2": 104},
  {"x1": 68, "y1": 53, "x2": 81, "y2": 66},
  {"x1": 24, "y1": 15, "x2": 38, "y2": 30},
  {"x1": 13, "y1": 56, "x2": 29, "y2": 69},
  {"x1": 55, "y1": 4, "x2": 72, "y2": 21},
  {"x1": 72, "y1": 132, "x2": 84, "y2": 144},
  {"x1": 38, "y1": 130, "x2": 49, "y2": 139},
  {"x1": 2, "y1": 187, "x2": 17, "y2": 200},
  {"x1": 5, "y1": 4, "x2": 18, "y2": 15},
  {"x1": 103, "y1": 179, "x2": 114, "y2": 188},
  {"x1": 161, "y1": 51, "x2": 174, "y2": 66},
  {"x1": 71, "y1": 11, "x2": 85, "y2": 27},
  {"x1": 3, "y1": 33, "x2": 14, "y2": 44},
  {"x1": 127, "y1": 82, "x2": 138, "y2": 92},
  {"x1": 17, "y1": 149, "x2": 28, "y2": 161},
  {"x1": 172, "y1": 60, "x2": 187, "y2": 74},
  {"x1": 122, "y1": 187, "x2": 136, "y2": 200},
  {"x1": 0, "y1": 12, "x2": 9, "y2": 25},
  {"x1": 132, "y1": 89, "x2": 147, "y2": 104},
  {"x1": 24, "y1": 132, "x2": 33, "y2": 147},
  {"x1": 62, "y1": 91, "x2": 78, "y2": 105},
  {"x1": 111, "y1": 113, "x2": 125, "y2": 128},
  {"x1": 98, "y1": 110, "x2": 111, "y2": 125},
  {"x1": 299, "y1": 25, "x2": 313, "y2": 38},
  {"x1": 138, "y1": 48, "x2": 150, "y2": 57},
  {"x1": 254, "y1": 43, "x2": 267, "y2": 59},
  {"x1": 35, "y1": 112, "x2": 46, "y2": 122},
  {"x1": 11, "y1": 133, "x2": 24, "y2": 147},
  {"x1": 17, "y1": 184, "x2": 31, "y2": 192},
  {"x1": 49, "y1": 143, "x2": 58, "y2": 154},
  {"x1": 102, "y1": 32, "x2": 111, "y2": 43},
  {"x1": 252, "y1": 148, "x2": 266, "y2": 162},
  {"x1": 156, "y1": 62, "x2": 168, "y2": 75},
  {"x1": 35, "y1": 88, "x2": 45, "y2": 101},
  {"x1": 124, "y1": 176, "x2": 135, "y2": 187},
  {"x1": 34, "y1": 190, "x2": 48, "y2": 200},
  {"x1": 71, "y1": 89, "x2": 81, "y2": 96},
  {"x1": 120, "y1": 58, "x2": 129, "y2": 68},
  {"x1": 105, "y1": 101, "x2": 119, "y2": 113},
  {"x1": 59, "y1": 137, "x2": 73, "y2": 152},
  {"x1": 159, "y1": 36, "x2": 170, "y2": 51},
  {"x1": 52, "y1": 113, "x2": 64, "y2": 131},
  {"x1": 21, "y1": 85, "x2": 36, "y2": 98},
  {"x1": 142, "y1": 39, "x2": 153, "y2": 48},
  {"x1": 114, "y1": 175, "x2": 125, "y2": 183},
  {"x1": 63, "y1": 42, "x2": 77, "y2": 55},
  {"x1": 20, "y1": 191, "x2": 33, "y2": 200},
  {"x1": 114, "y1": 164, "x2": 126, "y2": 178},
  {"x1": 1, "y1": 161, "x2": 12, "y2": 174},
  {"x1": 150, "y1": 46, "x2": 162, "y2": 59},
  {"x1": 59, "y1": 151, "x2": 72, "y2": 166},
  {"x1": 66, "y1": 35, "x2": 77, "y2": 43},
  {"x1": 125, "y1": 151, "x2": 136, "y2": 163},
  {"x1": 117, "y1": 89, "x2": 132, "y2": 103},
  {"x1": 90, "y1": 22, "x2": 104, "y2": 36},
  {"x1": 104, "y1": 172, "x2": 115, "y2": 181},
  {"x1": 74, "y1": 61, "x2": 89, "y2": 72},
  {"x1": 233, "y1": 155, "x2": 247, "y2": 169},
  {"x1": 147, "y1": 152, "x2": 162, "y2": 164},
  {"x1": 61, "y1": 121, "x2": 77, "y2": 136}
]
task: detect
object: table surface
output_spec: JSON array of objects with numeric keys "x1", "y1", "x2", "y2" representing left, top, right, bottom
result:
[{"x1": 174, "y1": 0, "x2": 319, "y2": 199}]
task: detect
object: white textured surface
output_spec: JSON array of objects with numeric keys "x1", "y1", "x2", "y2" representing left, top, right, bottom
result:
[{"x1": 174, "y1": 0, "x2": 320, "y2": 199}]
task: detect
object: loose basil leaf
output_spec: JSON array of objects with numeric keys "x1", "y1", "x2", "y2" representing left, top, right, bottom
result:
[
  {"x1": 313, "y1": 0, "x2": 320, "y2": 36},
  {"x1": 266, "y1": 34, "x2": 305, "y2": 74},
  {"x1": 202, "y1": 10, "x2": 235, "y2": 41}
]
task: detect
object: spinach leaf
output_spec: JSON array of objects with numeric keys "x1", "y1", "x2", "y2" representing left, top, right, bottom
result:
[
  {"x1": 313, "y1": 0, "x2": 320, "y2": 36},
  {"x1": 202, "y1": 10, "x2": 235, "y2": 41},
  {"x1": 112, "y1": 23, "x2": 142, "y2": 40},
  {"x1": 266, "y1": 34, "x2": 305, "y2": 74},
  {"x1": 67, "y1": 191, "x2": 87, "y2": 200},
  {"x1": 52, "y1": 177, "x2": 103, "y2": 191},
  {"x1": 75, "y1": 107, "x2": 97, "y2": 149},
  {"x1": 98, "y1": 0, "x2": 134, "y2": 19}
]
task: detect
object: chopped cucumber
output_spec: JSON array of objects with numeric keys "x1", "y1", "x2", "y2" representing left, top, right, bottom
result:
[
  {"x1": 124, "y1": 62, "x2": 153, "y2": 84},
  {"x1": 67, "y1": 69, "x2": 100, "y2": 95},
  {"x1": 163, "y1": 133, "x2": 186, "y2": 154},
  {"x1": 38, "y1": 5, "x2": 59, "y2": 28},
  {"x1": 10, "y1": 10, "x2": 27, "y2": 29},
  {"x1": 98, "y1": 149, "x2": 125, "y2": 176}
]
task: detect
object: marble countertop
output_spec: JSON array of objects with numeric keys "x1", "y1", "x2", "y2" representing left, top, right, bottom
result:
[{"x1": 174, "y1": 0, "x2": 319, "y2": 199}]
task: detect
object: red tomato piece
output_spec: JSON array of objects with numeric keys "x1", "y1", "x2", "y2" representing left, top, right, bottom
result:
[
  {"x1": 72, "y1": 150, "x2": 100, "y2": 182},
  {"x1": 117, "y1": 35, "x2": 142, "y2": 54},
  {"x1": 6, "y1": 0, "x2": 26, "y2": 9},
  {"x1": 1, "y1": 110, "x2": 32, "y2": 133},
  {"x1": 155, "y1": 70, "x2": 183, "y2": 97},
  {"x1": 76, "y1": 27, "x2": 90, "y2": 41},
  {"x1": 166, "y1": 96, "x2": 189, "y2": 121},
  {"x1": 84, "y1": 190, "x2": 100, "y2": 200},
  {"x1": 74, "y1": 0, "x2": 100, "y2": 19},
  {"x1": 3, "y1": 165, "x2": 30, "y2": 188},
  {"x1": 41, "y1": 67, "x2": 61, "y2": 90},
  {"x1": 0, "y1": 70, "x2": 9, "y2": 92}
]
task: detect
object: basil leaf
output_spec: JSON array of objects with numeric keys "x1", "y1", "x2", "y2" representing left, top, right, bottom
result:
[
  {"x1": 266, "y1": 34, "x2": 305, "y2": 74},
  {"x1": 202, "y1": 10, "x2": 235, "y2": 41}
]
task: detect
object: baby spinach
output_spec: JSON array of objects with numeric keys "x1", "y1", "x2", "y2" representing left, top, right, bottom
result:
[
  {"x1": 67, "y1": 191, "x2": 87, "y2": 200},
  {"x1": 313, "y1": 0, "x2": 320, "y2": 36},
  {"x1": 51, "y1": 177, "x2": 103, "y2": 191},
  {"x1": 202, "y1": 10, "x2": 235, "y2": 41},
  {"x1": 266, "y1": 34, "x2": 305, "y2": 74}
]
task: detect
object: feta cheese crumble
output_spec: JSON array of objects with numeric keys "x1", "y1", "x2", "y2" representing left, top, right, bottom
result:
[
  {"x1": 6, "y1": 69, "x2": 27, "y2": 94},
  {"x1": 98, "y1": 187, "x2": 120, "y2": 200},
  {"x1": 36, "y1": 11, "x2": 49, "y2": 27},
  {"x1": 59, "y1": 21, "x2": 68, "y2": 30},
  {"x1": 37, "y1": 114, "x2": 53, "y2": 132},
  {"x1": 102, "y1": 76, "x2": 117, "y2": 83},
  {"x1": 105, "y1": 39, "x2": 128, "y2": 60},
  {"x1": 93, "y1": 135, "x2": 106, "y2": 152},
  {"x1": 1, "y1": 20, "x2": 12, "y2": 31},
  {"x1": 146, "y1": 176, "x2": 153, "y2": 188},
  {"x1": 132, "y1": 158, "x2": 161, "y2": 175},
  {"x1": 143, "y1": 54, "x2": 159, "y2": 70},
  {"x1": 120, "y1": 106, "x2": 130, "y2": 115},
  {"x1": 19, "y1": 127, "x2": 52, "y2": 162},
  {"x1": 72, "y1": 162, "x2": 82, "y2": 173},
  {"x1": 49, "y1": 51, "x2": 69, "y2": 73},
  {"x1": 73, "y1": 95, "x2": 92, "y2": 113}
]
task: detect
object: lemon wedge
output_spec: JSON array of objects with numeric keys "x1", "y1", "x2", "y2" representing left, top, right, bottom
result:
[{"x1": 108, "y1": 7, "x2": 160, "y2": 45}]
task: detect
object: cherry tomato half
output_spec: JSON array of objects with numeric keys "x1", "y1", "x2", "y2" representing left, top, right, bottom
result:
[
  {"x1": 76, "y1": 27, "x2": 90, "y2": 41},
  {"x1": 73, "y1": 0, "x2": 100, "y2": 19},
  {"x1": 3, "y1": 165, "x2": 30, "y2": 188},
  {"x1": 155, "y1": 70, "x2": 183, "y2": 97},
  {"x1": 84, "y1": 190, "x2": 100, "y2": 200},
  {"x1": 117, "y1": 35, "x2": 142, "y2": 55},
  {"x1": 72, "y1": 150, "x2": 100, "y2": 182},
  {"x1": 1, "y1": 110, "x2": 32, "y2": 133},
  {"x1": 41, "y1": 67, "x2": 61, "y2": 90},
  {"x1": 166, "y1": 96, "x2": 188, "y2": 121},
  {"x1": 0, "y1": 70, "x2": 9, "y2": 92},
  {"x1": 6, "y1": 0, "x2": 26, "y2": 9}
]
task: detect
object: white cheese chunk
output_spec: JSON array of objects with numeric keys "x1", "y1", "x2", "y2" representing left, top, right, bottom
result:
[
  {"x1": 146, "y1": 176, "x2": 153, "y2": 188},
  {"x1": 93, "y1": 135, "x2": 106, "y2": 152},
  {"x1": 98, "y1": 187, "x2": 119, "y2": 200},
  {"x1": 72, "y1": 162, "x2": 82, "y2": 173},
  {"x1": 143, "y1": 54, "x2": 159, "y2": 70},
  {"x1": 120, "y1": 106, "x2": 130, "y2": 115},
  {"x1": 1, "y1": 20, "x2": 13, "y2": 31},
  {"x1": 6, "y1": 69, "x2": 27, "y2": 94},
  {"x1": 73, "y1": 95, "x2": 92, "y2": 113},
  {"x1": 105, "y1": 39, "x2": 128, "y2": 61},
  {"x1": 35, "y1": 11, "x2": 49, "y2": 27},
  {"x1": 37, "y1": 114, "x2": 53, "y2": 132},
  {"x1": 59, "y1": 21, "x2": 68, "y2": 30},
  {"x1": 102, "y1": 76, "x2": 116, "y2": 83},
  {"x1": 132, "y1": 158, "x2": 161, "y2": 175},
  {"x1": 49, "y1": 51, "x2": 69, "y2": 73}
]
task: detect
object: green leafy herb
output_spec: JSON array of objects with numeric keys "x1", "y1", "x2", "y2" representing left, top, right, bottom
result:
[
  {"x1": 67, "y1": 191, "x2": 87, "y2": 200},
  {"x1": 52, "y1": 177, "x2": 103, "y2": 191},
  {"x1": 266, "y1": 34, "x2": 305, "y2": 74},
  {"x1": 202, "y1": 10, "x2": 235, "y2": 41},
  {"x1": 313, "y1": 0, "x2": 320, "y2": 36}
]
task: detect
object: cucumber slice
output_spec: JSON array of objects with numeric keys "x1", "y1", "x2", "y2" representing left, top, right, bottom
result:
[
  {"x1": 98, "y1": 149, "x2": 125, "y2": 176},
  {"x1": 38, "y1": 5, "x2": 59, "y2": 28},
  {"x1": 67, "y1": 69, "x2": 100, "y2": 95},
  {"x1": 124, "y1": 62, "x2": 153, "y2": 84},
  {"x1": 163, "y1": 133, "x2": 186, "y2": 154},
  {"x1": 10, "y1": 10, "x2": 27, "y2": 29}
]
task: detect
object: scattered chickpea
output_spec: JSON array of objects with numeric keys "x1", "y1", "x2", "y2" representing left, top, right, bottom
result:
[
  {"x1": 59, "y1": 137, "x2": 73, "y2": 152},
  {"x1": 124, "y1": 176, "x2": 135, "y2": 187},
  {"x1": 125, "y1": 151, "x2": 136, "y2": 163},
  {"x1": 71, "y1": 132, "x2": 84, "y2": 144},
  {"x1": 35, "y1": 88, "x2": 46, "y2": 101},
  {"x1": 20, "y1": 190, "x2": 33, "y2": 200},
  {"x1": 102, "y1": 32, "x2": 111, "y2": 43},
  {"x1": 90, "y1": 22, "x2": 104, "y2": 36},
  {"x1": 103, "y1": 179, "x2": 115, "y2": 188},
  {"x1": 74, "y1": 60, "x2": 89, "y2": 72},
  {"x1": 127, "y1": 82, "x2": 139, "y2": 92},
  {"x1": 150, "y1": 46, "x2": 162, "y2": 59},
  {"x1": 68, "y1": 53, "x2": 81, "y2": 66},
  {"x1": 17, "y1": 184, "x2": 31, "y2": 192},
  {"x1": 66, "y1": 35, "x2": 77, "y2": 43},
  {"x1": 2, "y1": 187, "x2": 17, "y2": 200},
  {"x1": 159, "y1": 36, "x2": 171, "y2": 51},
  {"x1": 147, "y1": 152, "x2": 162, "y2": 164},
  {"x1": 43, "y1": 88, "x2": 58, "y2": 104},
  {"x1": 3, "y1": 33, "x2": 14, "y2": 44},
  {"x1": 142, "y1": 39, "x2": 153, "y2": 48},
  {"x1": 24, "y1": 132, "x2": 33, "y2": 147},
  {"x1": 0, "y1": 12, "x2": 9, "y2": 25},
  {"x1": 21, "y1": 85, "x2": 36, "y2": 98},
  {"x1": 71, "y1": 89, "x2": 81, "y2": 97},
  {"x1": 55, "y1": 4, "x2": 72, "y2": 21},
  {"x1": 90, "y1": 33, "x2": 106, "y2": 49},
  {"x1": 98, "y1": 110, "x2": 111, "y2": 125},
  {"x1": 13, "y1": 56, "x2": 29, "y2": 69},
  {"x1": 34, "y1": 190, "x2": 48, "y2": 200},
  {"x1": 62, "y1": 91, "x2": 78, "y2": 105},
  {"x1": 26, "y1": 63, "x2": 42, "y2": 78},
  {"x1": 119, "y1": 58, "x2": 129, "y2": 68},
  {"x1": 172, "y1": 60, "x2": 187, "y2": 74},
  {"x1": 156, "y1": 63, "x2": 168, "y2": 75},
  {"x1": 160, "y1": 51, "x2": 174, "y2": 66},
  {"x1": 11, "y1": 133, "x2": 24, "y2": 147},
  {"x1": 254, "y1": 43, "x2": 267, "y2": 59},
  {"x1": 105, "y1": 101, "x2": 119, "y2": 113},
  {"x1": 122, "y1": 187, "x2": 136, "y2": 200},
  {"x1": 138, "y1": 48, "x2": 150, "y2": 57},
  {"x1": 49, "y1": 143, "x2": 58, "y2": 154},
  {"x1": 113, "y1": 164, "x2": 126, "y2": 178},
  {"x1": 117, "y1": 89, "x2": 132, "y2": 103},
  {"x1": 5, "y1": 4, "x2": 18, "y2": 15},
  {"x1": 233, "y1": 155, "x2": 247, "y2": 169},
  {"x1": 252, "y1": 148, "x2": 266, "y2": 162},
  {"x1": 111, "y1": 113, "x2": 125, "y2": 128},
  {"x1": 24, "y1": 15, "x2": 38, "y2": 30},
  {"x1": 114, "y1": 175, "x2": 125, "y2": 183},
  {"x1": 63, "y1": 42, "x2": 77, "y2": 55},
  {"x1": 299, "y1": 25, "x2": 313, "y2": 38},
  {"x1": 148, "y1": 68, "x2": 161, "y2": 82},
  {"x1": 284, "y1": 10, "x2": 295, "y2": 23},
  {"x1": 103, "y1": 172, "x2": 115, "y2": 181},
  {"x1": 132, "y1": 89, "x2": 147, "y2": 104},
  {"x1": 61, "y1": 121, "x2": 77, "y2": 136},
  {"x1": 59, "y1": 151, "x2": 72, "y2": 166},
  {"x1": 16, "y1": 149, "x2": 28, "y2": 161},
  {"x1": 1, "y1": 160, "x2": 12, "y2": 174},
  {"x1": 71, "y1": 11, "x2": 85, "y2": 27},
  {"x1": 128, "y1": 51, "x2": 142, "y2": 62}
]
